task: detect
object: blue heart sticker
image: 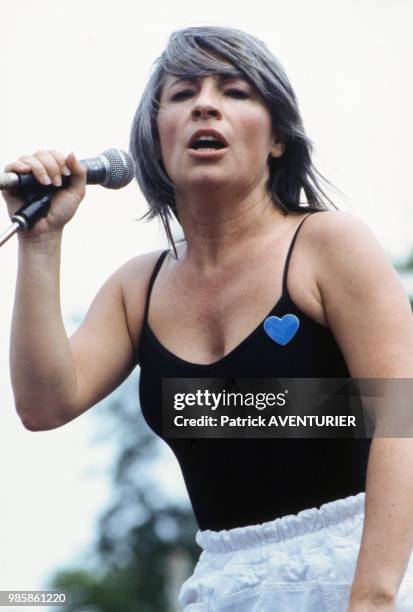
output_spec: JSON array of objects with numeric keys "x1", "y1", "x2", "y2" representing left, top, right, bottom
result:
[{"x1": 263, "y1": 314, "x2": 300, "y2": 346}]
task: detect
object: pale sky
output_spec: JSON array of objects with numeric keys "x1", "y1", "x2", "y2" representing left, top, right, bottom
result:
[{"x1": 0, "y1": 0, "x2": 412, "y2": 606}]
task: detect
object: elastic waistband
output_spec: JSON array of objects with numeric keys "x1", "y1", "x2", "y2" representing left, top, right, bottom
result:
[{"x1": 196, "y1": 493, "x2": 365, "y2": 553}]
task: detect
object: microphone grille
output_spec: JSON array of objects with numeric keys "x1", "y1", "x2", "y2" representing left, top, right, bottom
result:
[{"x1": 101, "y1": 148, "x2": 135, "y2": 189}]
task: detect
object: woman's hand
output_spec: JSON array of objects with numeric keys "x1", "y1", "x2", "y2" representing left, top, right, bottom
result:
[{"x1": 2, "y1": 150, "x2": 86, "y2": 241}]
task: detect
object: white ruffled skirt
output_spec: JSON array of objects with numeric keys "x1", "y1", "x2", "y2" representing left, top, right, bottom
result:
[{"x1": 179, "y1": 493, "x2": 413, "y2": 611}]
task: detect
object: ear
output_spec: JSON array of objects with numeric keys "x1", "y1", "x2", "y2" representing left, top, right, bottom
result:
[{"x1": 269, "y1": 135, "x2": 286, "y2": 159}]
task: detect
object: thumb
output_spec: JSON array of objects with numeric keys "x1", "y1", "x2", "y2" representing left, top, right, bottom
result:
[{"x1": 65, "y1": 152, "x2": 87, "y2": 196}]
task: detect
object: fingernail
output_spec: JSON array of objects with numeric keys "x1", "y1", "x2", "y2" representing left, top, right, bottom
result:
[
  {"x1": 42, "y1": 175, "x2": 52, "y2": 185},
  {"x1": 53, "y1": 175, "x2": 62, "y2": 187},
  {"x1": 62, "y1": 165, "x2": 71, "y2": 176}
]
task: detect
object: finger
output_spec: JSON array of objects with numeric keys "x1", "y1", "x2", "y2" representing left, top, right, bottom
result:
[
  {"x1": 17, "y1": 154, "x2": 53, "y2": 186},
  {"x1": 46, "y1": 149, "x2": 72, "y2": 178},
  {"x1": 32, "y1": 150, "x2": 64, "y2": 187},
  {"x1": 65, "y1": 152, "x2": 87, "y2": 183},
  {"x1": 64, "y1": 152, "x2": 86, "y2": 199},
  {"x1": 4, "y1": 159, "x2": 33, "y2": 174}
]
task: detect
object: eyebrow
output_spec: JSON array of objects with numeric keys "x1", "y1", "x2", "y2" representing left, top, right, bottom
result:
[{"x1": 168, "y1": 72, "x2": 247, "y2": 89}]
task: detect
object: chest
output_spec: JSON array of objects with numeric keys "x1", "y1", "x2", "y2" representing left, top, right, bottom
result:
[{"x1": 145, "y1": 249, "x2": 326, "y2": 365}]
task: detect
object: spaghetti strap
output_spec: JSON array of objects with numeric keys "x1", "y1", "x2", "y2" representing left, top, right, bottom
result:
[
  {"x1": 281, "y1": 211, "x2": 321, "y2": 296},
  {"x1": 142, "y1": 250, "x2": 169, "y2": 325}
]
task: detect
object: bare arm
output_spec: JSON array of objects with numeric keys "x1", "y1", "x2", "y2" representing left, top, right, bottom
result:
[
  {"x1": 4, "y1": 148, "x2": 162, "y2": 431},
  {"x1": 312, "y1": 211, "x2": 413, "y2": 609},
  {"x1": 10, "y1": 233, "x2": 76, "y2": 429},
  {"x1": 11, "y1": 238, "x2": 161, "y2": 431}
]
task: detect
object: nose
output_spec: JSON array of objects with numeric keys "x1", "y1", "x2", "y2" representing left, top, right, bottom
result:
[
  {"x1": 192, "y1": 106, "x2": 220, "y2": 120},
  {"x1": 191, "y1": 80, "x2": 222, "y2": 121}
]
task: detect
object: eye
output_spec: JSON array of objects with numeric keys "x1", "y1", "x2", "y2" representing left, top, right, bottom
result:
[
  {"x1": 225, "y1": 88, "x2": 249, "y2": 99},
  {"x1": 170, "y1": 89, "x2": 194, "y2": 101}
]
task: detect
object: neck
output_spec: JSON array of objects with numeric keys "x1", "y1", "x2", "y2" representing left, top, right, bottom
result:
[{"x1": 175, "y1": 184, "x2": 287, "y2": 271}]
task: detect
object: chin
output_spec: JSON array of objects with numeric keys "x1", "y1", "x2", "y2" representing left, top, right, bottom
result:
[{"x1": 185, "y1": 168, "x2": 238, "y2": 191}]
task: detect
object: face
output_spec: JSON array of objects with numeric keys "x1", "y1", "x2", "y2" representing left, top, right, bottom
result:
[{"x1": 156, "y1": 69, "x2": 285, "y2": 199}]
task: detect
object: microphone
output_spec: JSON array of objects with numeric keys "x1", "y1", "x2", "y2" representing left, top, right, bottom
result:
[
  {"x1": 0, "y1": 148, "x2": 135, "y2": 247},
  {"x1": 0, "y1": 148, "x2": 135, "y2": 191}
]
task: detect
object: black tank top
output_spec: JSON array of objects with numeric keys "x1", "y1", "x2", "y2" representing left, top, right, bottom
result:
[{"x1": 138, "y1": 212, "x2": 371, "y2": 531}]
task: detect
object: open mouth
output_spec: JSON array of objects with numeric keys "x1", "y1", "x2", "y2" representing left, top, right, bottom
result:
[
  {"x1": 188, "y1": 130, "x2": 229, "y2": 151},
  {"x1": 190, "y1": 137, "x2": 227, "y2": 151}
]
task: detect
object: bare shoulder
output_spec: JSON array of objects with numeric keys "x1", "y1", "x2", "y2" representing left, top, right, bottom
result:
[
  {"x1": 285, "y1": 209, "x2": 401, "y2": 329},
  {"x1": 115, "y1": 248, "x2": 168, "y2": 353},
  {"x1": 303, "y1": 209, "x2": 379, "y2": 249},
  {"x1": 302, "y1": 209, "x2": 392, "y2": 280},
  {"x1": 115, "y1": 248, "x2": 167, "y2": 288},
  {"x1": 301, "y1": 210, "x2": 413, "y2": 377}
]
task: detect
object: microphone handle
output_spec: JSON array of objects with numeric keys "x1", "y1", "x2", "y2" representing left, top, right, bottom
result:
[
  {"x1": 1, "y1": 157, "x2": 108, "y2": 192},
  {"x1": 12, "y1": 194, "x2": 54, "y2": 231},
  {"x1": 17, "y1": 172, "x2": 70, "y2": 194},
  {"x1": 1, "y1": 150, "x2": 133, "y2": 244},
  {"x1": 5, "y1": 156, "x2": 109, "y2": 232},
  {"x1": 10, "y1": 174, "x2": 71, "y2": 231}
]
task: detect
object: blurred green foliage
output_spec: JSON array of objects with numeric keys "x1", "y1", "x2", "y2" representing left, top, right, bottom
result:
[
  {"x1": 49, "y1": 374, "x2": 199, "y2": 612},
  {"x1": 395, "y1": 251, "x2": 413, "y2": 308}
]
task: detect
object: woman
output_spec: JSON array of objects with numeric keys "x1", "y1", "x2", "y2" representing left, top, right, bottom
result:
[{"x1": 4, "y1": 26, "x2": 413, "y2": 612}]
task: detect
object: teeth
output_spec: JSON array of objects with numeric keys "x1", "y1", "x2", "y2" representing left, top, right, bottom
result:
[
  {"x1": 195, "y1": 138, "x2": 220, "y2": 146},
  {"x1": 191, "y1": 134, "x2": 225, "y2": 148},
  {"x1": 192, "y1": 134, "x2": 225, "y2": 150}
]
